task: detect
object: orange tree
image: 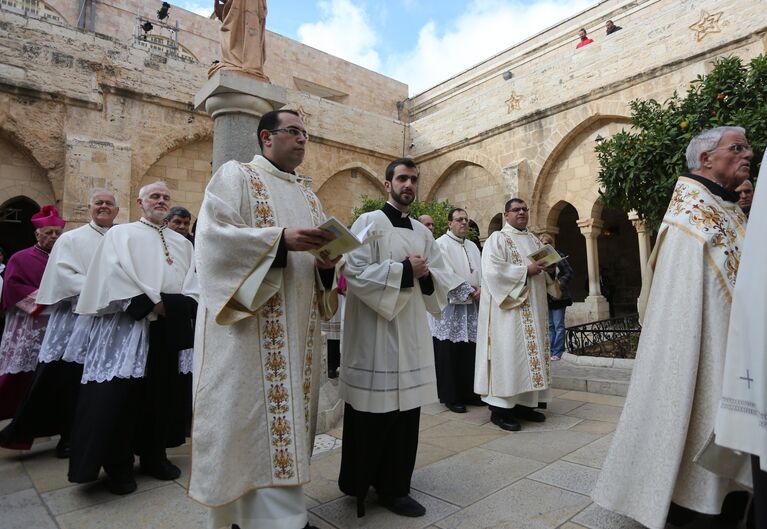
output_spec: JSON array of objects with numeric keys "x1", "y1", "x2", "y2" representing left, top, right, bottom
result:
[
  {"x1": 597, "y1": 55, "x2": 767, "y2": 231},
  {"x1": 351, "y1": 195, "x2": 465, "y2": 238}
]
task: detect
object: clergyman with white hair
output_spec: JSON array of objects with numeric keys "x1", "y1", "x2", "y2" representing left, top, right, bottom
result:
[
  {"x1": 0, "y1": 189, "x2": 119, "y2": 457},
  {"x1": 592, "y1": 126, "x2": 753, "y2": 528},
  {"x1": 67, "y1": 181, "x2": 198, "y2": 495}
]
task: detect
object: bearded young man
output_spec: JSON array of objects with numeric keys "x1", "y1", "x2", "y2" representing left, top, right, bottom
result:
[{"x1": 338, "y1": 157, "x2": 451, "y2": 518}]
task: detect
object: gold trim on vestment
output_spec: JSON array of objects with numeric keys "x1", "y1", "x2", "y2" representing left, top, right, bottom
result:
[{"x1": 500, "y1": 232, "x2": 548, "y2": 389}]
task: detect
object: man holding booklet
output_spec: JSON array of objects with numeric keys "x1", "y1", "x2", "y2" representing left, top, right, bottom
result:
[
  {"x1": 190, "y1": 109, "x2": 336, "y2": 529},
  {"x1": 338, "y1": 157, "x2": 451, "y2": 518},
  {"x1": 475, "y1": 198, "x2": 556, "y2": 431}
]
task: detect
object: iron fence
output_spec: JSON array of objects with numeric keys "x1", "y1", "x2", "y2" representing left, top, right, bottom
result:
[{"x1": 565, "y1": 313, "x2": 641, "y2": 358}]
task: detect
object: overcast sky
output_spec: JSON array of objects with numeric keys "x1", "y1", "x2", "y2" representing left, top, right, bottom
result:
[{"x1": 174, "y1": 0, "x2": 597, "y2": 95}]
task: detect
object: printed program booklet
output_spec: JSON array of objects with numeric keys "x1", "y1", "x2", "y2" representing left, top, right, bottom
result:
[
  {"x1": 527, "y1": 244, "x2": 565, "y2": 266},
  {"x1": 310, "y1": 217, "x2": 379, "y2": 260}
]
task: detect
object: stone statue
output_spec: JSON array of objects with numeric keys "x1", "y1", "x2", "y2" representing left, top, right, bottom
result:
[{"x1": 208, "y1": 0, "x2": 270, "y2": 82}]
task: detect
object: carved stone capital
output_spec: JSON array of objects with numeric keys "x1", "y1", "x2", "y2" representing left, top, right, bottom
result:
[{"x1": 576, "y1": 217, "x2": 604, "y2": 237}]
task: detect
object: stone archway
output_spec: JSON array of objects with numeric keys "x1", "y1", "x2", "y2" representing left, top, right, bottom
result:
[
  {"x1": 596, "y1": 206, "x2": 642, "y2": 317},
  {"x1": 132, "y1": 140, "x2": 213, "y2": 221},
  {"x1": 0, "y1": 196, "x2": 41, "y2": 257},
  {"x1": 428, "y1": 161, "x2": 502, "y2": 239},
  {"x1": 316, "y1": 167, "x2": 386, "y2": 225}
]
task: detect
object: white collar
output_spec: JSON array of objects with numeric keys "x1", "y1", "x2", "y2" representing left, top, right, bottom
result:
[
  {"x1": 446, "y1": 231, "x2": 466, "y2": 244},
  {"x1": 502, "y1": 222, "x2": 527, "y2": 234},
  {"x1": 251, "y1": 155, "x2": 299, "y2": 183},
  {"x1": 89, "y1": 220, "x2": 111, "y2": 235}
]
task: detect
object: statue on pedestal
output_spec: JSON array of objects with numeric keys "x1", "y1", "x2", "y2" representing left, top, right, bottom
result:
[{"x1": 209, "y1": 0, "x2": 270, "y2": 82}]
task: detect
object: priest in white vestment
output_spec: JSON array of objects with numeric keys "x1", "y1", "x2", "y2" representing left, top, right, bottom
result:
[
  {"x1": 708, "y1": 151, "x2": 767, "y2": 528},
  {"x1": 68, "y1": 181, "x2": 198, "y2": 496},
  {"x1": 428, "y1": 207, "x2": 483, "y2": 413},
  {"x1": 338, "y1": 158, "x2": 450, "y2": 518},
  {"x1": 475, "y1": 198, "x2": 552, "y2": 432},
  {"x1": 592, "y1": 127, "x2": 753, "y2": 529},
  {"x1": 190, "y1": 110, "x2": 337, "y2": 529},
  {"x1": 0, "y1": 189, "x2": 118, "y2": 456}
]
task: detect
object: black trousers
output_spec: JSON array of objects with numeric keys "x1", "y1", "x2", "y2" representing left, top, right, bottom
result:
[
  {"x1": 0, "y1": 360, "x2": 82, "y2": 449},
  {"x1": 338, "y1": 404, "x2": 420, "y2": 505},
  {"x1": 433, "y1": 338, "x2": 477, "y2": 405},
  {"x1": 753, "y1": 456, "x2": 767, "y2": 529}
]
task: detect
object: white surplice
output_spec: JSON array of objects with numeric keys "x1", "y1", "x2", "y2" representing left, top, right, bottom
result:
[
  {"x1": 339, "y1": 208, "x2": 450, "y2": 413},
  {"x1": 592, "y1": 176, "x2": 749, "y2": 529},
  {"x1": 189, "y1": 155, "x2": 336, "y2": 513},
  {"x1": 75, "y1": 220, "x2": 197, "y2": 383},
  {"x1": 428, "y1": 232, "x2": 481, "y2": 343},
  {"x1": 36, "y1": 221, "x2": 109, "y2": 364},
  {"x1": 712, "y1": 158, "x2": 767, "y2": 471},
  {"x1": 474, "y1": 224, "x2": 551, "y2": 408}
]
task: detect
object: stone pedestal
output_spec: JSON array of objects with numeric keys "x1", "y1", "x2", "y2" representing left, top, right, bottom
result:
[{"x1": 195, "y1": 71, "x2": 287, "y2": 172}]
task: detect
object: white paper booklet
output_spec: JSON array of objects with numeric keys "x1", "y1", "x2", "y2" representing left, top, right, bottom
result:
[
  {"x1": 310, "y1": 217, "x2": 379, "y2": 260},
  {"x1": 527, "y1": 244, "x2": 565, "y2": 266}
]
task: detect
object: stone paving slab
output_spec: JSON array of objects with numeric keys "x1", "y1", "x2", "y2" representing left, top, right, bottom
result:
[
  {"x1": 21, "y1": 452, "x2": 71, "y2": 493},
  {"x1": 311, "y1": 489, "x2": 458, "y2": 529},
  {"x1": 569, "y1": 420, "x2": 616, "y2": 435},
  {"x1": 547, "y1": 398, "x2": 587, "y2": 415},
  {"x1": 567, "y1": 403, "x2": 623, "y2": 423},
  {"x1": 304, "y1": 448, "x2": 345, "y2": 504},
  {"x1": 572, "y1": 503, "x2": 647, "y2": 529},
  {"x1": 435, "y1": 478, "x2": 591, "y2": 529},
  {"x1": 1, "y1": 488, "x2": 59, "y2": 529},
  {"x1": 411, "y1": 447, "x2": 544, "y2": 507},
  {"x1": 56, "y1": 482, "x2": 207, "y2": 529},
  {"x1": 414, "y1": 442, "x2": 457, "y2": 470},
  {"x1": 557, "y1": 391, "x2": 626, "y2": 407},
  {"x1": 419, "y1": 410, "x2": 452, "y2": 430},
  {"x1": 479, "y1": 412, "x2": 584, "y2": 433},
  {"x1": 0, "y1": 461, "x2": 34, "y2": 496},
  {"x1": 481, "y1": 430, "x2": 602, "y2": 464},
  {"x1": 420, "y1": 419, "x2": 506, "y2": 452},
  {"x1": 528, "y1": 460, "x2": 600, "y2": 496},
  {"x1": 562, "y1": 434, "x2": 615, "y2": 470},
  {"x1": 41, "y1": 473, "x2": 171, "y2": 516}
]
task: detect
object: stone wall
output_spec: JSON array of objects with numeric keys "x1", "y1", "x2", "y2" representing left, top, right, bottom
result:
[
  {"x1": 0, "y1": 135, "x2": 54, "y2": 207},
  {"x1": 316, "y1": 168, "x2": 386, "y2": 225}
]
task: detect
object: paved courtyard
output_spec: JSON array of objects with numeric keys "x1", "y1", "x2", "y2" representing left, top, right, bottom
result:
[{"x1": 0, "y1": 388, "x2": 730, "y2": 529}]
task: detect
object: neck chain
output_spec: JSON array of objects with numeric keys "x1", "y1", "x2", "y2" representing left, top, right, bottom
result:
[
  {"x1": 34, "y1": 244, "x2": 50, "y2": 256},
  {"x1": 139, "y1": 218, "x2": 173, "y2": 265},
  {"x1": 447, "y1": 232, "x2": 475, "y2": 274}
]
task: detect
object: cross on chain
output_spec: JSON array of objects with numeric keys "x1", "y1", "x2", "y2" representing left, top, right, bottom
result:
[{"x1": 739, "y1": 370, "x2": 754, "y2": 389}]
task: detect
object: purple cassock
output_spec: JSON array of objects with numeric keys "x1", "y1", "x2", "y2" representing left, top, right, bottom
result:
[
  {"x1": 0, "y1": 245, "x2": 50, "y2": 419},
  {"x1": 0, "y1": 204, "x2": 64, "y2": 420}
]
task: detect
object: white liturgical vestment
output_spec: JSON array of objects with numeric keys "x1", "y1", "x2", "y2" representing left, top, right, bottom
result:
[
  {"x1": 712, "y1": 156, "x2": 767, "y2": 471},
  {"x1": 75, "y1": 220, "x2": 198, "y2": 383},
  {"x1": 592, "y1": 176, "x2": 748, "y2": 529},
  {"x1": 190, "y1": 155, "x2": 336, "y2": 510},
  {"x1": 36, "y1": 221, "x2": 109, "y2": 364},
  {"x1": 474, "y1": 223, "x2": 551, "y2": 407},
  {"x1": 339, "y1": 207, "x2": 451, "y2": 413}
]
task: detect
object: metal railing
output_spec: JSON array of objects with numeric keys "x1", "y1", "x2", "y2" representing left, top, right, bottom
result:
[{"x1": 566, "y1": 314, "x2": 641, "y2": 358}]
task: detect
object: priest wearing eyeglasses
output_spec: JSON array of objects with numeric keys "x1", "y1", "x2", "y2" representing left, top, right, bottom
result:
[
  {"x1": 474, "y1": 198, "x2": 553, "y2": 432},
  {"x1": 593, "y1": 127, "x2": 753, "y2": 529},
  {"x1": 428, "y1": 207, "x2": 482, "y2": 414}
]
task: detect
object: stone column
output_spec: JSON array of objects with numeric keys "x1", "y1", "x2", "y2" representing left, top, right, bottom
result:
[
  {"x1": 195, "y1": 71, "x2": 287, "y2": 173},
  {"x1": 577, "y1": 217, "x2": 610, "y2": 320},
  {"x1": 628, "y1": 210, "x2": 652, "y2": 283}
]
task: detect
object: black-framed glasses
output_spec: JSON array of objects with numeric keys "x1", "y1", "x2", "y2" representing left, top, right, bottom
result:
[
  {"x1": 708, "y1": 143, "x2": 752, "y2": 154},
  {"x1": 269, "y1": 127, "x2": 309, "y2": 140},
  {"x1": 509, "y1": 207, "x2": 529, "y2": 213}
]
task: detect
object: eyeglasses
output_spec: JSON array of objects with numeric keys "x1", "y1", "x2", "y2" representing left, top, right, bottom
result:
[
  {"x1": 508, "y1": 207, "x2": 529, "y2": 213},
  {"x1": 269, "y1": 127, "x2": 309, "y2": 140},
  {"x1": 708, "y1": 143, "x2": 752, "y2": 154},
  {"x1": 452, "y1": 218, "x2": 469, "y2": 223}
]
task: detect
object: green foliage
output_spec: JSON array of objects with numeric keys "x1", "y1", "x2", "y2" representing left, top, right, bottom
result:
[
  {"x1": 351, "y1": 196, "x2": 459, "y2": 237},
  {"x1": 597, "y1": 55, "x2": 767, "y2": 231}
]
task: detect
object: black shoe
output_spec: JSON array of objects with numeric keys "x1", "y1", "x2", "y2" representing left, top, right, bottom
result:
[
  {"x1": 490, "y1": 413, "x2": 521, "y2": 431},
  {"x1": 55, "y1": 439, "x2": 70, "y2": 459},
  {"x1": 105, "y1": 468, "x2": 137, "y2": 495},
  {"x1": 378, "y1": 494, "x2": 426, "y2": 517},
  {"x1": 140, "y1": 458, "x2": 181, "y2": 480},
  {"x1": 447, "y1": 403, "x2": 467, "y2": 413},
  {"x1": 468, "y1": 396, "x2": 486, "y2": 406},
  {"x1": 537, "y1": 402, "x2": 548, "y2": 410},
  {"x1": 511, "y1": 405, "x2": 546, "y2": 422}
]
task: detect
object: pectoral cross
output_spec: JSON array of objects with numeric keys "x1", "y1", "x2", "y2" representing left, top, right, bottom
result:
[{"x1": 739, "y1": 370, "x2": 754, "y2": 389}]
